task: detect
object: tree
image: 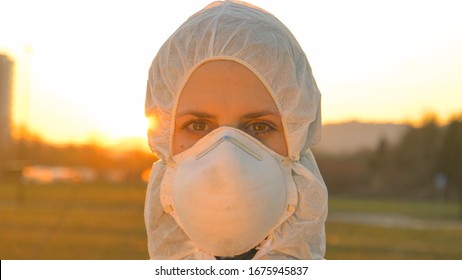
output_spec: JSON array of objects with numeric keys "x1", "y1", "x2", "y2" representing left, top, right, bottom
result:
[
  {"x1": 378, "y1": 115, "x2": 441, "y2": 197},
  {"x1": 438, "y1": 116, "x2": 462, "y2": 217}
]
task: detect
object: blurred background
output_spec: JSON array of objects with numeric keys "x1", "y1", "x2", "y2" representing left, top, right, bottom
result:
[{"x1": 1, "y1": 0, "x2": 461, "y2": 259}]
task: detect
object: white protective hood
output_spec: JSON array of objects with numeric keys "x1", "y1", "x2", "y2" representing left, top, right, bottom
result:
[{"x1": 144, "y1": 0, "x2": 328, "y2": 259}]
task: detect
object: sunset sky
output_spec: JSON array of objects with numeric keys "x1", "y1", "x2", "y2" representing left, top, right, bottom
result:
[{"x1": 1, "y1": 0, "x2": 461, "y2": 147}]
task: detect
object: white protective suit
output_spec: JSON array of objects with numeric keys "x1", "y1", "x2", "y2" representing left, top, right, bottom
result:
[{"x1": 144, "y1": 0, "x2": 328, "y2": 259}]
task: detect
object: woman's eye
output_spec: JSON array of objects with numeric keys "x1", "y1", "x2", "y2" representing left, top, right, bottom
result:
[
  {"x1": 192, "y1": 122, "x2": 206, "y2": 131},
  {"x1": 185, "y1": 121, "x2": 210, "y2": 133},
  {"x1": 247, "y1": 122, "x2": 275, "y2": 135},
  {"x1": 253, "y1": 123, "x2": 269, "y2": 132}
]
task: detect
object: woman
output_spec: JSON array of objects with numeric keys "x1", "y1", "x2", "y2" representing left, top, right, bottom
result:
[{"x1": 144, "y1": 0, "x2": 328, "y2": 260}]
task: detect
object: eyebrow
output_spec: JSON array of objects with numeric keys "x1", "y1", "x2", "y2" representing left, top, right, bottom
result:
[
  {"x1": 176, "y1": 110, "x2": 279, "y2": 120},
  {"x1": 176, "y1": 111, "x2": 216, "y2": 118},
  {"x1": 239, "y1": 110, "x2": 280, "y2": 121}
]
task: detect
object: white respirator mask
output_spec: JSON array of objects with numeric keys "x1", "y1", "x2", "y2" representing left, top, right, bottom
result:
[{"x1": 160, "y1": 127, "x2": 298, "y2": 258}]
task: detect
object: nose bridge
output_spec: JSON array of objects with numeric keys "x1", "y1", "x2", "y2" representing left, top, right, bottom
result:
[
  {"x1": 196, "y1": 135, "x2": 262, "y2": 161},
  {"x1": 219, "y1": 110, "x2": 240, "y2": 129}
]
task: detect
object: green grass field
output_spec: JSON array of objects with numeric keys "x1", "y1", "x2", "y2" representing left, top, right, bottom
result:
[
  {"x1": 1, "y1": 181, "x2": 461, "y2": 259},
  {"x1": 0, "y1": 181, "x2": 148, "y2": 259},
  {"x1": 326, "y1": 196, "x2": 462, "y2": 259}
]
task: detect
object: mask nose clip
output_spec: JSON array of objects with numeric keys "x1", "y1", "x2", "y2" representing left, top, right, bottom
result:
[{"x1": 196, "y1": 135, "x2": 263, "y2": 161}]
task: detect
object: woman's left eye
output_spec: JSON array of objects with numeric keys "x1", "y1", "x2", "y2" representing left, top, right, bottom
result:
[
  {"x1": 253, "y1": 123, "x2": 270, "y2": 132},
  {"x1": 245, "y1": 122, "x2": 275, "y2": 136}
]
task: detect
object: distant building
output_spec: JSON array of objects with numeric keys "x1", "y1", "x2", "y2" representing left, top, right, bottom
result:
[{"x1": 0, "y1": 54, "x2": 13, "y2": 164}]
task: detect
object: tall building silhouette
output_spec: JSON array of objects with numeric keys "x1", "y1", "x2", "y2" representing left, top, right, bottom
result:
[{"x1": 0, "y1": 54, "x2": 13, "y2": 163}]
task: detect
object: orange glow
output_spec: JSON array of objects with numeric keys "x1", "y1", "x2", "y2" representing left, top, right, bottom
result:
[
  {"x1": 141, "y1": 168, "x2": 151, "y2": 183},
  {"x1": 1, "y1": 0, "x2": 461, "y2": 146},
  {"x1": 22, "y1": 165, "x2": 97, "y2": 183},
  {"x1": 148, "y1": 116, "x2": 159, "y2": 134}
]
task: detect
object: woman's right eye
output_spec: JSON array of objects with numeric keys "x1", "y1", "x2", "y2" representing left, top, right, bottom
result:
[
  {"x1": 185, "y1": 120, "x2": 210, "y2": 134},
  {"x1": 190, "y1": 122, "x2": 207, "y2": 131}
]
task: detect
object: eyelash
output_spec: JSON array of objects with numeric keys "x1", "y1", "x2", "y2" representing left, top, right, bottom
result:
[
  {"x1": 244, "y1": 121, "x2": 276, "y2": 137},
  {"x1": 182, "y1": 119, "x2": 212, "y2": 136}
]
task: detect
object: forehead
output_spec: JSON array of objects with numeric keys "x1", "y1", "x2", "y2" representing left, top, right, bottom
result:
[{"x1": 176, "y1": 60, "x2": 280, "y2": 116}]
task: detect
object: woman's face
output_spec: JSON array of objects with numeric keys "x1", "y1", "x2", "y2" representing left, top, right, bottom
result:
[{"x1": 173, "y1": 60, "x2": 287, "y2": 156}]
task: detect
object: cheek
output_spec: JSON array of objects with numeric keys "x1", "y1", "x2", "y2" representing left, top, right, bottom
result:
[
  {"x1": 172, "y1": 130, "x2": 198, "y2": 155},
  {"x1": 263, "y1": 133, "x2": 288, "y2": 156},
  {"x1": 172, "y1": 134, "x2": 185, "y2": 155}
]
